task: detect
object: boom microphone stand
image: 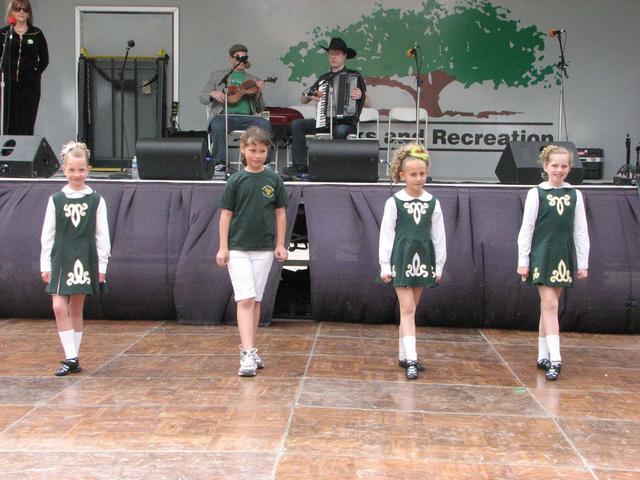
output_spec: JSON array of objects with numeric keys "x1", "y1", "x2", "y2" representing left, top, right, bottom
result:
[
  {"x1": 410, "y1": 43, "x2": 423, "y2": 143},
  {"x1": 552, "y1": 30, "x2": 569, "y2": 141},
  {"x1": 218, "y1": 57, "x2": 244, "y2": 181},
  {"x1": 110, "y1": 40, "x2": 135, "y2": 179}
]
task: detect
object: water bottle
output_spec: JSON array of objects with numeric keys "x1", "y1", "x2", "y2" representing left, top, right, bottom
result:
[{"x1": 131, "y1": 156, "x2": 139, "y2": 179}]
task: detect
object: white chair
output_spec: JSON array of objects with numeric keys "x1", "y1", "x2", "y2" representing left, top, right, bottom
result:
[
  {"x1": 285, "y1": 104, "x2": 324, "y2": 166},
  {"x1": 205, "y1": 107, "x2": 244, "y2": 171},
  {"x1": 386, "y1": 107, "x2": 428, "y2": 166},
  {"x1": 349, "y1": 107, "x2": 380, "y2": 140}
]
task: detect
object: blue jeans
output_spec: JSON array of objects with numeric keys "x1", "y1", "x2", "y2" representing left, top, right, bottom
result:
[
  {"x1": 290, "y1": 118, "x2": 355, "y2": 166},
  {"x1": 210, "y1": 115, "x2": 272, "y2": 164}
]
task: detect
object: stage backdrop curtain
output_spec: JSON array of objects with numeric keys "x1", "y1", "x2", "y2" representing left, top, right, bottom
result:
[
  {"x1": 0, "y1": 181, "x2": 302, "y2": 326},
  {"x1": 303, "y1": 185, "x2": 640, "y2": 333},
  {"x1": 0, "y1": 181, "x2": 638, "y2": 332}
]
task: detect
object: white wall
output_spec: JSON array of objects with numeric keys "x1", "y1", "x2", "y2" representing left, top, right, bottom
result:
[{"x1": 18, "y1": 0, "x2": 640, "y2": 180}]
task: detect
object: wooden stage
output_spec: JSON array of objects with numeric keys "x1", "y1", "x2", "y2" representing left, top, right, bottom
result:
[{"x1": 0, "y1": 318, "x2": 639, "y2": 479}]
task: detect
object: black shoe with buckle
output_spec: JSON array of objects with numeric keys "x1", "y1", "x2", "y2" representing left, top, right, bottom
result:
[
  {"x1": 54, "y1": 357, "x2": 82, "y2": 377},
  {"x1": 544, "y1": 361, "x2": 561, "y2": 381},
  {"x1": 537, "y1": 358, "x2": 551, "y2": 370},
  {"x1": 405, "y1": 361, "x2": 419, "y2": 380},
  {"x1": 399, "y1": 359, "x2": 424, "y2": 371}
]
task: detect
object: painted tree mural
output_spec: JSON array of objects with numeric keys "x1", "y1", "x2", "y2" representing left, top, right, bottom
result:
[{"x1": 280, "y1": 0, "x2": 556, "y2": 118}]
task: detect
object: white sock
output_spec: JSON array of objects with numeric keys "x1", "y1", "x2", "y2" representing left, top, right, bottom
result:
[
  {"x1": 398, "y1": 337, "x2": 406, "y2": 360},
  {"x1": 401, "y1": 336, "x2": 417, "y2": 361},
  {"x1": 546, "y1": 335, "x2": 561, "y2": 362},
  {"x1": 58, "y1": 330, "x2": 77, "y2": 359},
  {"x1": 537, "y1": 337, "x2": 549, "y2": 362},
  {"x1": 74, "y1": 331, "x2": 83, "y2": 355}
]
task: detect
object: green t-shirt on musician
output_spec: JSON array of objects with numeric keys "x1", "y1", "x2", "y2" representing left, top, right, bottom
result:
[
  {"x1": 227, "y1": 71, "x2": 252, "y2": 115},
  {"x1": 220, "y1": 169, "x2": 289, "y2": 250}
]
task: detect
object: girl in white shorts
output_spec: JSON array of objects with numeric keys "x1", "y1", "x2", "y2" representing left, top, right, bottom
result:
[{"x1": 216, "y1": 127, "x2": 289, "y2": 376}]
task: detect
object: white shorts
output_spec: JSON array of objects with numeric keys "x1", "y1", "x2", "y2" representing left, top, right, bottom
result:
[{"x1": 227, "y1": 250, "x2": 274, "y2": 302}]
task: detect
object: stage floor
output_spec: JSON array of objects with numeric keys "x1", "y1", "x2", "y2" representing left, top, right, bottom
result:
[{"x1": 0, "y1": 319, "x2": 639, "y2": 479}]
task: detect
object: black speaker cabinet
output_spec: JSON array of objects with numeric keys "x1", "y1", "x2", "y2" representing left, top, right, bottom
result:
[
  {"x1": 136, "y1": 137, "x2": 213, "y2": 180},
  {"x1": 495, "y1": 141, "x2": 583, "y2": 184},
  {"x1": 0, "y1": 136, "x2": 59, "y2": 178},
  {"x1": 307, "y1": 139, "x2": 379, "y2": 182}
]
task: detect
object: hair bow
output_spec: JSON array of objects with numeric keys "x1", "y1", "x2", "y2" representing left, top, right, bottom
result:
[{"x1": 408, "y1": 146, "x2": 429, "y2": 161}]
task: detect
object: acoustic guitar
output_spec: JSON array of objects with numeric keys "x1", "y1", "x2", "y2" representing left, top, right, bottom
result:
[{"x1": 227, "y1": 77, "x2": 277, "y2": 104}]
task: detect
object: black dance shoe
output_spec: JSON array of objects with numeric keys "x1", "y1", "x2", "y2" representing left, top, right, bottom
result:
[
  {"x1": 54, "y1": 358, "x2": 82, "y2": 377},
  {"x1": 544, "y1": 361, "x2": 562, "y2": 381},
  {"x1": 405, "y1": 361, "x2": 419, "y2": 380},
  {"x1": 537, "y1": 359, "x2": 551, "y2": 370},
  {"x1": 399, "y1": 359, "x2": 425, "y2": 371}
]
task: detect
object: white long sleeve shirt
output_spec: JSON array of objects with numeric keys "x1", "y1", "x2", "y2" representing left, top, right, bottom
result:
[
  {"x1": 517, "y1": 182, "x2": 589, "y2": 269},
  {"x1": 40, "y1": 185, "x2": 111, "y2": 274},
  {"x1": 379, "y1": 189, "x2": 447, "y2": 277}
]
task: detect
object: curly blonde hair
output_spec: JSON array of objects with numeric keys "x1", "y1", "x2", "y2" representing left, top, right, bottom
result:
[
  {"x1": 60, "y1": 141, "x2": 91, "y2": 165},
  {"x1": 388, "y1": 143, "x2": 431, "y2": 183},
  {"x1": 538, "y1": 144, "x2": 573, "y2": 168}
]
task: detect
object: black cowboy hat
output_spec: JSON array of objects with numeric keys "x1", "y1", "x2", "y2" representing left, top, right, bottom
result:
[{"x1": 321, "y1": 37, "x2": 356, "y2": 59}]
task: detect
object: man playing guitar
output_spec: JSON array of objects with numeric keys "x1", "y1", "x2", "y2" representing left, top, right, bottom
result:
[
  {"x1": 199, "y1": 44, "x2": 272, "y2": 173},
  {"x1": 283, "y1": 37, "x2": 367, "y2": 179}
]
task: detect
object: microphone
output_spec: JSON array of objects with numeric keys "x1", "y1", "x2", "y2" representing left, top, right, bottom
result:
[
  {"x1": 8, "y1": 16, "x2": 16, "y2": 27},
  {"x1": 406, "y1": 43, "x2": 418, "y2": 58},
  {"x1": 548, "y1": 28, "x2": 566, "y2": 38},
  {"x1": 127, "y1": 39, "x2": 135, "y2": 49}
]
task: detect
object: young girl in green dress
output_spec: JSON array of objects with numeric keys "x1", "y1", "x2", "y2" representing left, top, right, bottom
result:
[
  {"x1": 379, "y1": 144, "x2": 447, "y2": 380},
  {"x1": 40, "y1": 142, "x2": 111, "y2": 376},
  {"x1": 517, "y1": 145, "x2": 589, "y2": 381}
]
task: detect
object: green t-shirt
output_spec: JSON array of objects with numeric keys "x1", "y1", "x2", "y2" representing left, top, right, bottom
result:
[
  {"x1": 220, "y1": 169, "x2": 289, "y2": 250},
  {"x1": 227, "y1": 71, "x2": 252, "y2": 115}
]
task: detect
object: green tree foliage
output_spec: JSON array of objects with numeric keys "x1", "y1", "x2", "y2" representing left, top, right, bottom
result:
[{"x1": 281, "y1": 0, "x2": 556, "y2": 117}]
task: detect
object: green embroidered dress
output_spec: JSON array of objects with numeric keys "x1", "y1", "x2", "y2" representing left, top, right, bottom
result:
[
  {"x1": 46, "y1": 191, "x2": 101, "y2": 295},
  {"x1": 379, "y1": 191, "x2": 446, "y2": 288},
  {"x1": 527, "y1": 186, "x2": 576, "y2": 287}
]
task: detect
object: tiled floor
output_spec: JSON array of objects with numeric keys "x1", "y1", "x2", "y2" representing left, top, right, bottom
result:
[{"x1": 0, "y1": 318, "x2": 638, "y2": 479}]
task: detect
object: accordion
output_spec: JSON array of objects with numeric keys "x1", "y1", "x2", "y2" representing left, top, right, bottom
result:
[{"x1": 315, "y1": 72, "x2": 359, "y2": 131}]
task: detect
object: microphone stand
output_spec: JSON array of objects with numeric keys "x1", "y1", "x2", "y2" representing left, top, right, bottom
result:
[
  {"x1": 554, "y1": 32, "x2": 569, "y2": 141},
  {"x1": 614, "y1": 134, "x2": 637, "y2": 185},
  {"x1": 0, "y1": 24, "x2": 14, "y2": 135},
  {"x1": 218, "y1": 59, "x2": 243, "y2": 181},
  {"x1": 412, "y1": 45, "x2": 423, "y2": 144},
  {"x1": 110, "y1": 41, "x2": 134, "y2": 179}
]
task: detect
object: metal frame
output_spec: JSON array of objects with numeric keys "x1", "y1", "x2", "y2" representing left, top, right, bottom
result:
[{"x1": 75, "y1": 6, "x2": 179, "y2": 137}]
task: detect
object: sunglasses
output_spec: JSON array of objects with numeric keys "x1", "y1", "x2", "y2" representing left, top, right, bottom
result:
[{"x1": 13, "y1": 6, "x2": 28, "y2": 12}]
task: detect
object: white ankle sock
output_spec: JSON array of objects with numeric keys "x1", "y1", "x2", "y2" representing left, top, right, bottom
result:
[
  {"x1": 58, "y1": 330, "x2": 77, "y2": 359},
  {"x1": 401, "y1": 336, "x2": 417, "y2": 361},
  {"x1": 74, "y1": 331, "x2": 83, "y2": 355},
  {"x1": 398, "y1": 337, "x2": 406, "y2": 360},
  {"x1": 537, "y1": 337, "x2": 549, "y2": 361},
  {"x1": 546, "y1": 334, "x2": 561, "y2": 362}
]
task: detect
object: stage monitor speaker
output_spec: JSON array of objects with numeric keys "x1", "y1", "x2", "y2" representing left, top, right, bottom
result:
[
  {"x1": 0, "y1": 136, "x2": 59, "y2": 178},
  {"x1": 136, "y1": 137, "x2": 212, "y2": 180},
  {"x1": 307, "y1": 139, "x2": 379, "y2": 182},
  {"x1": 495, "y1": 141, "x2": 583, "y2": 185}
]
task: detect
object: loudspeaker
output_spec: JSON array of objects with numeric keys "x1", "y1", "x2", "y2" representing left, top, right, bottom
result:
[
  {"x1": 0, "y1": 136, "x2": 59, "y2": 178},
  {"x1": 136, "y1": 137, "x2": 213, "y2": 180},
  {"x1": 307, "y1": 139, "x2": 379, "y2": 182},
  {"x1": 495, "y1": 141, "x2": 583, "y2": 184}
]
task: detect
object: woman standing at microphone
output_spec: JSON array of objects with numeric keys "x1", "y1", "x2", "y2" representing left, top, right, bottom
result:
[{"x1": 0, "y1": 0, "x2": 48, "y2": 135}]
